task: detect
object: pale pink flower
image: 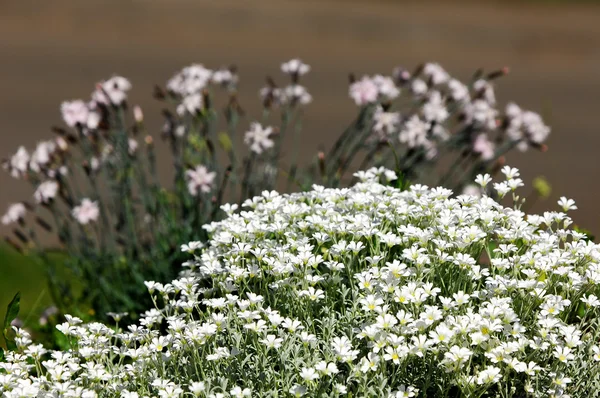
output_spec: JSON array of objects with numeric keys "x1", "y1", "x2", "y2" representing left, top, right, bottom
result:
[
  {"x1": 34, "y1": 180, "x2": 59, "y2": 204},
  {"x1": 373, "y1": 107, "x2": 401, "y2": 137},
  {"x1": 259, "y1": 86, "x2": 284, "y2": 107},
  {"x1": 522, "y1": 111, "x2": 550, "y2": 144},
  {"x1": 448, "y1": 79, "x2": 470, "y2": 103},
  {"x1": 423, "y1": 63, "x2": 450, "y2": 85},
  {"x1": 72, "y1": 198, "x2": 99, "y2": 225},
  {"x1": 372, "y1": 75, "x2": 400, "y2": 101},
  {"x1": 284, "y1": 85, "x2": 312, "y2": 105},
  {"x1": 244, "y1": 123, "x2": 275, "y2": 154},
  {"x1": 422, "y1": 91, "x2": 449, "y2": 123},
  {"x1": 504, "y1": 103, "x2": 550, "y2": 151},
  {"x1": 473, "y1": 79, "x2": 496, "y2": 105},
  {"x1": 281, "y1": 59, "x2": 310, "y2": 76},
  {"x1": 29, "y1": 141, "x2": 56, "y2": 173},
  {"x1": 7, "y1": 147, "x2": 30, "y2": 178},
  {"x1": 186, "y1": 165, "x2": 217, "y2": 195},
  {"x1": 1, "y1": 203, "x2": 26, "y2": 225},
  {"x1": 61, "y1": 100, "x2": 90, "y2": 127},
  {"x1": 399, "y1": 115, "x2": 429, "y2": 148},
  {"x1": 128, "y1": 139, "x2": 138, "y2": 155},
  {"x1": 92, "y1": 76, "x2": 131, "y2": 105},
  {"x1": 177, "y1": 93, "x2": 203, "y2": 116},
  {"x1": 167, "y1": 64, "x2": 212, "y2": 96},
  {"x1": 411, "y1": 79, "x2": 428, "y2": 96},
  {"x1": 133, "y1": 105, "x2": 144, "y2": 123},
  {"x1": 473, "y1": 134, "x2": 495, "y2": 161},
  {"x1": 466, "y1": 100, "x2": 498, "y2": 130},
  {"x1": 212, "y1": 68, "x2": 238, "y2": 89},
  {"x1": 349, "y1": 77, "x2": 379, "y2": 106}
]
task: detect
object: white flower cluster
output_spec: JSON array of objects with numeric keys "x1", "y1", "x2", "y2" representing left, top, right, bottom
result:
[
  {"x1": 2, "y1": 167, "x2": 598, "y2": 397},
  {"x1": 365, "y1": 62, "x2": 550, "y2": 158}
]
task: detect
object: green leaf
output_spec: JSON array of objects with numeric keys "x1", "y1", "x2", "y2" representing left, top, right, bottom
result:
[
  {"x1": 0, "y1": 347, "x2": 4, "y2": 362},
  {"x1": 217, "y1": 132, "x2": 233, "y2": 153},
  {"x1": 3, "y1": 292, "x2": 20, "y2": 330}
]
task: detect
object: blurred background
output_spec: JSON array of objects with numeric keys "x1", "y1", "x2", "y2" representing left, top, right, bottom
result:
[{"x1": 1, "y1": 0, "x2": 600, "y2": 317}]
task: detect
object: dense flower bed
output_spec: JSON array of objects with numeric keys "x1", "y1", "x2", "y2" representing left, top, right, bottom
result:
[{"x1": 2, "y1": 167, "x2": 598, "y2": 397}]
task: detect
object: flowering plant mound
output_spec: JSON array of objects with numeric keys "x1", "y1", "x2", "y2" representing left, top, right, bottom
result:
[
  {"x1": 1, "y1": 60, "x2": 550, "y2": 324},
  {"x1": 2, "y1": 167, "x2": 598, "y2": 397}
]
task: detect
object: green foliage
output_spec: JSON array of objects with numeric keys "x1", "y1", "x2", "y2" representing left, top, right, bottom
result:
[{"x1": 2, "y1": 292, "x2": 20, "y2": 351}]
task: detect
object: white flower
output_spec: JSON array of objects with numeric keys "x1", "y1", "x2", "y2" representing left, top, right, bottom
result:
[
  {"x1": 501, "y1": 166, "x2": 520, "y2": 179},
  {"x1": 475, "y1": 173, "x2": 492, "y2": 188},
  {"x1": 314, "y1": 361, "x2": 339, "y2": 376},
  {"x1": 230, "y1": 386, "x2": 251, "y2": 398},
  {"x1": 72, "y1": 199, "x2": 100, "y2": 225},
  {"x1": 553, "y1": 346, "x2": 575, "y2": 363},
  {"x1": 244, "y1": 123, "x2": 275, "y2": 154},
  {"x1": 261, "y1": 334, "x2": 283, "y2": 350},
  {"x1": 557, "y1": 196, "x2": 577, "y2": 212},
  {"x1": 477, "y1": 366, "x2": 502, "y2": 384},
  {"x1": 189, "y1": 382, "x2": 205, "y2": 396},
  {"x1": 281, "y1": 59, "x2": 310, "y2": 76},
  {"x1": 289, "y1": 385, "x2": 307, "y2": 397},
  {"x1": 591, "y1": 346, "x2": 600, "y2": 361},
  {"x1": 349, "y1": 77, "x2": 379, "y2": 106},
  {"x1": 581, "y1": 294, "x2": 600, "y2": 307},
  {"x1": 390, "y1": 385, "x2": 418, "y2": 398},
  {"x1": 299, "y1": 367, "x2": 319, "y2": 382},
  {"x1": 92, "y1": 76, "x2": 131, "y2": 105},
  {"x1": 185, "y1": 165, "x2": 216, "y2": 195},
  {"x1": 34, "y1": 180, "x2": 59, "y2": 204},
  {"x1": 181, "y1": 241, "x2": 204, "y2": 253},
  {"x1": 2, "y1": 203, "x2": 26, "y2": 225}
]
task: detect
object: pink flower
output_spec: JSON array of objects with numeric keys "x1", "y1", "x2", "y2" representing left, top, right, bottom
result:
[
  {"x1": 473, "y1": 134, "x2": 495, "y2": 161},
  {"x1": 186, "y1": 165, "x2": 217, "y2": 196},
  {"x1": 61, "y1": 100, "x2": 90, "y2": 127},
  {"x1": 349, "y1": 77, "x2": 379, "y2": 106},
  {"x1": 72, "y1": 198, "x2": 100, "y2": 225}
]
